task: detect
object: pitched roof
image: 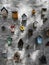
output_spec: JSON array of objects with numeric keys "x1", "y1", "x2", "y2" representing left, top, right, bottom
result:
[{"x1": 1, "y1": 7, "x2": 8, "y2": 13}]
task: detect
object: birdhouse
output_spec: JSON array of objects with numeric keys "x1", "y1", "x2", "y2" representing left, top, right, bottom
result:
[
  {"x1": 2, "y1": 52, "x2": 7, "y2": 58},
  {"x1": 1, "y1": 7, "x2": 8, "y2": 18},
  {"x1": 41, "y1": 14, "x2": 45, "y2": 19},
  {"x1": 22, "y1": 14, "x2": 27, "y2": 21},
  {"x1": 12, "y1": 11, "x2": 18, "y2": 20},
  {"x1": 20, "y1": 25, "x2": 25, "y2": 32},
  {"x1": 39, "y1": 55, "x2": 47, "y2": 64},
  {"x1": 36, "y1": 35, "x2": 43, "y2": 45},
  {"x1": 10, "y1": 25, "x2": 15, "y2": 34},
  {"x1": 1, "y1": 26, "x2": 6, "y2": 31},
  {"x1": 14, "y1": 52, "x2": 20, "y2": 63},
  {"x1": 46, "y1": 29, "x2": 49, "y2": 37},
  {"x1": 22, "y1": 14, "x2": 27, "y2": 26},
  {"x1": 7, "y1": 36, "x2": 12, "y2": 46},
  {"x1": 28, "y1": 29, "x2": 33, "y2": 38},
  {"x1": 18, "y1": 39, "x2": 24, "y2": 50},
  {"x1": 33, "y1": 21, "x2": 38, "y2": 29},
  {"x1": 41, "y1": 8, "x2": 47, "y2": 17},
  {"x1": 41, "y1": 8, "x2": 47, "y2": 12},
  {"x1": 43, "y1": 18, "x2": 48, "y2": 23},
  {"x1": 32, "y1": 9, "x2": 36, "y2": 15}
]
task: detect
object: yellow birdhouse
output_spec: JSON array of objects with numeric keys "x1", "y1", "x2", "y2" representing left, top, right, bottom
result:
[{"x1": 20, "y1": 25, "x2": 25, "y2": 31}]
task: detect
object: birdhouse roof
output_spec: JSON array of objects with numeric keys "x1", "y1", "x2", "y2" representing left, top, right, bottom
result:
[{"x1": 1, "y1": 7, "x2": 8, "y2": 13}]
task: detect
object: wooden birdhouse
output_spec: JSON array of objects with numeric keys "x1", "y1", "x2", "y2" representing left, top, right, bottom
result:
[
  {"x1": 12, "y1": 11, "x2": 18, "y2": 20},
  {"x1": 32, "y1": 9, "x2": 36, "y2": 15},
  {"x1": 14, "y1": 52, "x2": 20, "y2": 63},
  {"x1": 1, "y1": 7, "x2": 8, "y2": 18}
]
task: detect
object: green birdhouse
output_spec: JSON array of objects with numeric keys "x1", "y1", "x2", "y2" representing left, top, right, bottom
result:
[{"x1": 7, "y1": 36, "x2": 12, "y2": 46}]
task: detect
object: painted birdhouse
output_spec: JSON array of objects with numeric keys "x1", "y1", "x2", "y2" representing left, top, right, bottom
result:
[
  {"x1": 43, "y1": 18, "x2": 48, "y2": 23},
  {"x1": 18, "y1": 39, "x2": 24, "y2": 50},
  {"x1": 41, "y1": 8, "x2": 47, "y2": 18},
  {"x1": 14, "y1": 52, "x2": 20, "y2": 63},
  {"x1": 1, "y1": 7, "x2": 8, "y2": 18},
  {"x1": 41, "y1": 8, "x2": 47, "y2": 12},
  {"x1": 32, "y1": 9, "x2": 36, "y2": 15},
  {"x1": 33, "y1": 21, "x2": 38, "y2": 29},
  {"x1": 10, "y1": 25, "x2": 15, "y2": 34},
  {"x1": 28, "y1": 29, "x2": 33, "y2": 38},
  {"x1": 1, "y1": 26, "x2": 6, "y2": 31},
  {"x1": 22, "y1": 14, "x2": 27, "y2": 21},
  {"x1": 22, "y1": 14, "x2": 27, "y2": 26},
  {"x1": 12, "y1": 11, "x2": 18, "y2": 20},
  {"x1": 36, "y1": 35, "x2": 43, "y2": 45},
  {"x1": 7, "y1": 36, "x2": 12, "y2": 46},
  {"x1": 20, "y1": 25, "x2": 25, "y2": 32},
  {"x1": 39, "y1": 55, "x2": 47, "y2": 64}
]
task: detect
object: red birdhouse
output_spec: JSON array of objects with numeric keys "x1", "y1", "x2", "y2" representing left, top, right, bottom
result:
[{"x1": 10, "y1": 25, "x2": 15, "y2": 33}]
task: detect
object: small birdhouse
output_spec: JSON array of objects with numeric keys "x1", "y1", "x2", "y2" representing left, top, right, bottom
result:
[
  {"x1": 14, "y1": 52, "x2": 20, "y2": 63},
  {"x1": 46, "y1": 29, "x2": 49, "y2": 37},
  {"x1": 12, "y1": 11, "x2": 18, "y2": 20},
  {"x1": 32, "y1": 9, "x2": 36, "y2": 15},
  {"x1": 28, "y1": 29, "x2": 33, "y2": 38},
  {"x1": 36, "y1": 35, "x2": 43, "y2": 45},
  {"x1": 2, "y1": 52, "x2": 7, "y2": 58},
  {"x1": 7, "y1": 36, "x2": 12, "y2": 46},
  {"x1": 18, "y1": 39, "x2": 24, "y2": 50},
  {"x1": 20, "y1": 25, "x2": 25, "y2": 32},
  {"x1": 43, "y1": 18, "x2": 48, "y2": 23},
  {"x1": 41, "y1": 8, "x2": 47, "y2": 11},
  {"x1": 10, "y1": 25, "x2": 15, "y2": 34},
  {"x1": 22, "y1": 14, "x2": 27, "y2": 21},
  {"x1": 33, "y1": 21, "x2": 38, "y2": 29},
  {"x1": 1, "y1": 7, "x2": 8, "y2": 18},
  {"x1": 39, "y1": 55, "x2": 47, "y2": 64},
  {"x1": 22, "y1": 14, "x2": 27, "y2": 26},
  {"x1": 41, "y1": 8, "x2": 47, "y2": 16},
  {"x1": 1, "y1": 26, "x2": 6, "y2": 31}
]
